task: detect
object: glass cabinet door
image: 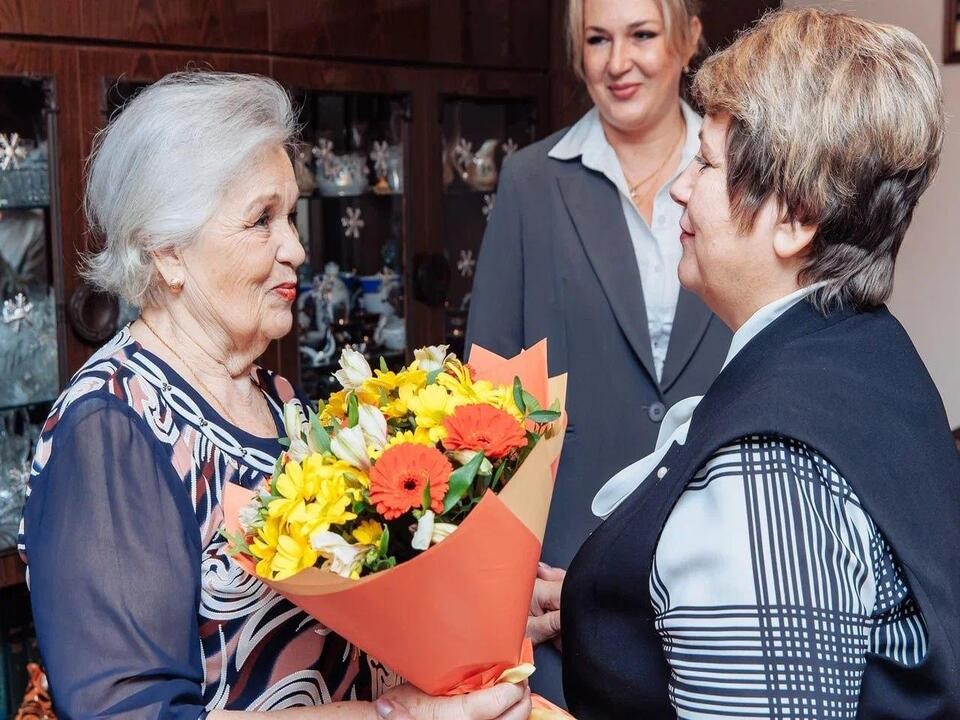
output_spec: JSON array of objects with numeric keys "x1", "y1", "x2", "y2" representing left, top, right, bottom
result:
[
  {"x1": 0, "y1": 77, "x2": 61, "y2": 549},
  {"x1": 439, "y1": 97, "x2": 537, "y2": 357},
  {"x1": 290, "y1": 91, "x2": 410, "y2": 401}
]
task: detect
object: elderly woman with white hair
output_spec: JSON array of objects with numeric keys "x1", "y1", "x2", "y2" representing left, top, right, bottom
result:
[
  {"x1": 559, "y1": 9, "x2": 960, "y2": 719},
  {"x1": 17, "y1": 72, "x2": 530, "y2": 720}
]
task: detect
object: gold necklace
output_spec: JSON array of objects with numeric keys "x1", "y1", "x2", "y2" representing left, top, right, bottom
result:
[
  {"x1": 626, "y1": 124, "x2": 686, "y2": 205},
  {"x1": 138, "y1": 315, "x2": 260, "y2": 430}
]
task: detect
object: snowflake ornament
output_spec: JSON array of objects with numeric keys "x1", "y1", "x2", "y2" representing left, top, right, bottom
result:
[
  {"x1": 2, "y1": 293, "x2": 33, "y2": 332},
  {"x1": 502, "y1": 138, "x2": 519, "y2": 158},
  {"x1": 341, "y1": 206, "x2": 365, "y2": 239},
  {"x1": 457, "y1": 249, "x2": 476, "y2": 278},
  {"x1": 370, "y1": 140, "x2": 390, "y2": 178},
  {"x1": 0, "y1": 133, "x2": 27, "y2": 171},
  {"x1": 454, "y1": 138, "x2": 473, "y2": 163},
  {"x1": 482, "y1": 193, "x2": 496, "y2": 221},
  {"x1": 312, "y1": 139, "x2": 335, "y2": 174}
]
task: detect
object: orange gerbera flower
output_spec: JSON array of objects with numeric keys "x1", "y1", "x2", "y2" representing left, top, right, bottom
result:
[
  {"x1": 441, "y1": 403, "x2": 528, "y2": 460},
  {"x1": 369, "y1": 444, "x2": 452, "y2": 520}
]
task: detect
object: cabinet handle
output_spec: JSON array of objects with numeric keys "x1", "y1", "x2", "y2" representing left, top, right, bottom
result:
[
  {"x1": 413, "y1": 252, "x2": 451, "y2": 308},
  {"x1": 68, "y1": 283, "x2": 119, "y2": 345}
]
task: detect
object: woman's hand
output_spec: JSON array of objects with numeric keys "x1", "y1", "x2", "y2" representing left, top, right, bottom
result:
[
  {"x1": 375, "y1": 682, "x2": 530, "y2": 720},
  {"x1": 527, "y1": 563, "x2": 565, "y2": 647}
]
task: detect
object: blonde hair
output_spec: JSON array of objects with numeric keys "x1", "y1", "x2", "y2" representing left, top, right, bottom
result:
[
  {"x1": 693, "y1": 8, "x2": 944, "y2": 312},
  {"x1": 566, "y1": 0, "x2": 703, "y2": 81}
]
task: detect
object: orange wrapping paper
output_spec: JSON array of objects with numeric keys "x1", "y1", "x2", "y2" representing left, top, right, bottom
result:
[{"x1": 223, "y1": 341, "x2": 574, "y2": 717}]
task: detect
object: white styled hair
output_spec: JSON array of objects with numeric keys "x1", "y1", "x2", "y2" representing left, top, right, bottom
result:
[{"x1": 82, "y1": 71, "x2": 298, "y2": 307}]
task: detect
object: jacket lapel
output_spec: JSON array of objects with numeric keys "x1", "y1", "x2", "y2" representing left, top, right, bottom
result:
[
  {"x1": 556, "y1": 167, "x2": 658, "y2": 387},
  {"x1": 659, "y1": 287, "x2": 714, "y2": 391}
]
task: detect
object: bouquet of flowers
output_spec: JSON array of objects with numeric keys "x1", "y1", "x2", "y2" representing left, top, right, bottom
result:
[{"x1": 223, "y1": 340, "x2": 569, "y2": 716}]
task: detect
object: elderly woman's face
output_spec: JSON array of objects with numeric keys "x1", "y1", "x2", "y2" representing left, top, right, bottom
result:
[
  {"x1": 582, "y1": 0, "x2": 693, "y2": 135},
  {"x1": 670, "y1": 114, "x2": 790, "y2": 326},
  {"x1": 178, "y1": 145, "x2": 304, "y2": 348}
]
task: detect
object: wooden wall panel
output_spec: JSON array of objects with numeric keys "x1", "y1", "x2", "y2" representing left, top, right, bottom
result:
[
  {"x1": 269, "y1": 0, "x2": 550, "y2": 69},
  {"x1": 0, "y1": 0, "x2": 82, "y2": 37},
  {"x1": 78, "y1": 0, "x2": 270, "y2": 52}
]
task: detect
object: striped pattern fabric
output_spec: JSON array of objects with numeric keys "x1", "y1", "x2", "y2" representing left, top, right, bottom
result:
[{"x1": 652, "y1": 436, "x2": 927, "y2": 719}]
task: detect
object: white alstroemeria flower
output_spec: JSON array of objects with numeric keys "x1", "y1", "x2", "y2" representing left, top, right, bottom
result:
[
  {"x1": 283, "y1": 401, "x2": 307, "y2": 443},
  {"x1": 412, "y1": 510, "x2": 459, "y2": 551},
  {"x1": 334, "y1": 348, "x2": 372, "y2": 390},
  {"x1": 287, "y1": 437, "x2": 310, "y2": 463},
  {"x1": 330, "y1": 425, "x2": 371, "y2": 470},
  {"x1": 414, "y1": 345, "x2": 450, "y2": 373},
  {"x1": 358, "y1": 404, "x2": 388, "y2": 450},
  {"x1": 431, "y1": 521, "x2": 458, "y2": 544},
  {"x1": 411, "y1": 511, "x2": 436, "y2": 551},
  {"x1": 310, "y1": 531, "x2": 370, "y2": 579},
  {"x1": 450, "y1": 449, "x2": 494, "y2": 476},
  {"x1": 238, "y1": 500, "x2": 262, "y2": 532}
]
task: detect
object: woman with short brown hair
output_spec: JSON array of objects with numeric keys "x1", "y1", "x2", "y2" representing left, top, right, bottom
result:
[{"x1": 561, "y1": 9, "x2": 960, "y2": 718}]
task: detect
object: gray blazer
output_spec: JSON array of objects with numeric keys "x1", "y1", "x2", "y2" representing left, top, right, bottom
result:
[{"x1": 466, "y1": 129, "x2": 732, "y2": 568}]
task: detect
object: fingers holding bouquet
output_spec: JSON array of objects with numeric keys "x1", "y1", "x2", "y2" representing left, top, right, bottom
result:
[{"x1": 376, "y1": 682, "x2": 531, "y2": 720}]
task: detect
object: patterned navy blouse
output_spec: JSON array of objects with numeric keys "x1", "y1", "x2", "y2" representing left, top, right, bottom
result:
[{"x1": 18, "y1": 328, "x2": 398, "y2": 717}]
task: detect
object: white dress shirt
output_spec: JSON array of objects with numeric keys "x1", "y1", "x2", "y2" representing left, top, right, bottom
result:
[{"x1": 547, "y1": 102, "x2": 702, "y2": 381}]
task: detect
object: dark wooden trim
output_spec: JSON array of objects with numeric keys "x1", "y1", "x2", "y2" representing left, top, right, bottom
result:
[
  {"x1": 946, "y1": 0, "x2": 960, "y2": 63},
  {"x1": 0, "y1": 548, "x2": 26, "y2": 589}
]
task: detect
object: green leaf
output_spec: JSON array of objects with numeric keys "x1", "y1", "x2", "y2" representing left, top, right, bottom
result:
[
  {"x1": 218, "y1": 528, "x2": 251, "y2": 557},
  {"x1": 277, "y1": 437, "x2": 291, "y2": 448},
  {"x1": 347, "y1": 393, "x2": 360, "y2": 427},
  {"x1": 309, "y1": 413, "x2": 332, "y2": 454},
  {"x1": 352, "y1": 499, "x2": 368, "y2": 514},
  {"x1": 427, "y1": 368, "x2": 442, "y2": 385},
  {"x1": 443, "y1": 452, "x2": 484, "y2": 513},
  {"x1": 422, "y1": 481, "x2": 432, "y2": 511},
  {"x1": 513, "y1": 377, "x2": 526, "y2": 413},
  {"x1": 521, "y1": 390, "x2": 541, "y2": 413},
  {"x1": 528, "y1": 410, "x2": 561, "y2": 424},
  {"x1": 491, "y1": 460, "x2": 507, "y2": 490},
  {"x1": 380, "y1": 356, "x2": 389, "y2": 372},
  {"x1": 378, "y1": 525, "x2": 391, "y2": 556}
]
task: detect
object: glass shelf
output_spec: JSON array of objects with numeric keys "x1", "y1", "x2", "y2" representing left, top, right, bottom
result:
[
  {"x1": 290, "y1": 89, "x2": 410, "y2": 402},
  {"x1": 0, "y1": 76, "x2": 60, "y2": 552},
  {"x1": 439, "y1": 96, "x2": 537, "y2": 357}
]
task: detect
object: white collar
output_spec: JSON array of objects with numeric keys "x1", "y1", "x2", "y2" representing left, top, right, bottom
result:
[
  {"x1": 591, "y1": 282, "x2": 828, "y2": 519},
  {"x1": 548, "y1": 101, "x2": 702, "y2": 187},
  {"x1": 722, "y1": 281, "x2": 830, "y2": 371}
]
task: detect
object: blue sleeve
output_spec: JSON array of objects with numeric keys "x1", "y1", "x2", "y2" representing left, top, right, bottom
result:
[
  {"x1": 23, "y1": 395, "x2": 207, "y2": 720},
  {"x1": 465, "y1": 158, "x2": 525, "y2": 360}
]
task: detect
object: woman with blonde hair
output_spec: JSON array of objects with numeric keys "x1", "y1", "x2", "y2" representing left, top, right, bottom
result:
[
  {"x1": 562, "y1": 8, "x2": 960, "y2": 718},
  {"x1": 469, "y1": 1, "x2": 731, "y2": 702}
]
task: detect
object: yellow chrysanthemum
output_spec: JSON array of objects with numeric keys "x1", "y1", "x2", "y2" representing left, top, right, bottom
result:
[
  {"x1": 376, "y1": 427, "x2": 434, "y2": 455},
  {"x1": 249, "y1": 515, "x2": 282, "y2": 578},
  {"x1": 289, "y1": 470, "x2": 357, "y2": 533},
  {"x1": 436, "y1": 360, "x2": 524, "y2": 422},
  {"x1": 366, "y1": 367, "x2": 428, "y2": 395},
  {"x1": 270, "y1": 527, "x2": 319, "y2": 580},
  {"x1": 320, "y1": 387, "x2": 379, "y2": 425},
  {"x1": 352, "y1": 520, "x2": 384, "y2": 546},
  {"x1": 407, "y1": 384, "x2": 461, "y2": 443}
]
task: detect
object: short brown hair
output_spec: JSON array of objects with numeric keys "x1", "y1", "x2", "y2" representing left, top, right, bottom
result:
[
  {"x1": 693, "y1": 8, "x2": 944, "y2": 312},
  {"x1": 567, "y1": 0, "x2": 703, "y2": 82}
]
